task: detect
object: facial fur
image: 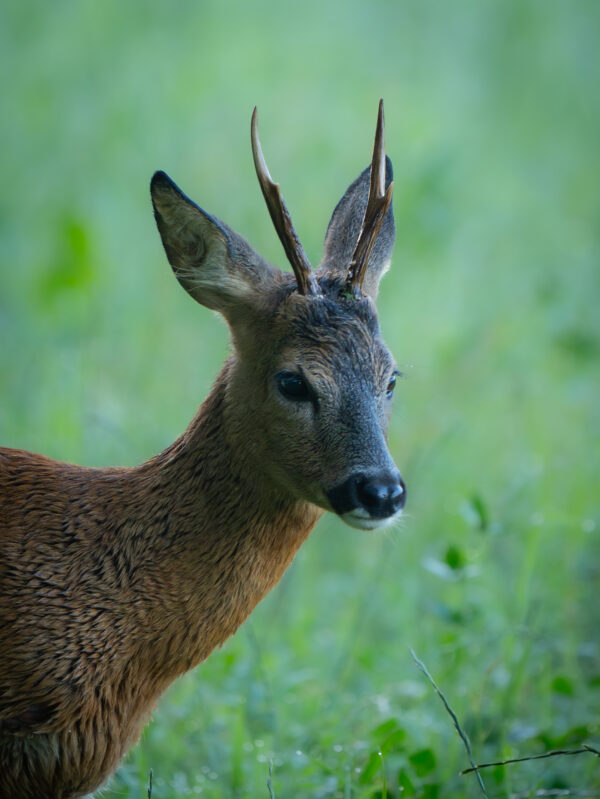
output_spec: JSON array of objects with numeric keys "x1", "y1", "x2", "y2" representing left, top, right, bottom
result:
[{"x1": 224, "y1": 275, "x2": 402, "y2": 526}]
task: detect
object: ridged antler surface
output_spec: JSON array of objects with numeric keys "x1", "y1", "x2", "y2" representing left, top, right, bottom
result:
[
  {"x1": 346, "y1": 99, "x2": 394, "y2": 295},
  {"x1": 251, "y1": 108, "x2": 318, "y2": 295}
]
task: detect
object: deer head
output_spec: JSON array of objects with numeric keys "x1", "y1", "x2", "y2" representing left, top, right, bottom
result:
[{"x1": 150, "y1": 101, "x2": 405, "y2": 530}]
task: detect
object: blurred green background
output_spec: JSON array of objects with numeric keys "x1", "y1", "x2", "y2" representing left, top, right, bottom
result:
[{"x1": 1, "y1": 1, "x2": 599, "y2": 796}]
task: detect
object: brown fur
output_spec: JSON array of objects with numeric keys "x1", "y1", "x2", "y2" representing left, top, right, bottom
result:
[
  {"x1": 0, "y1": 118, "x2": 401, "y2": 797},
  {"x1": 0, "y1": 363, "x2": 320, "y2": 796}
]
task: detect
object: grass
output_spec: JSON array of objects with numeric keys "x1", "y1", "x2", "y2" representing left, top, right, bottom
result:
[{"x1": 1, "y1": 1, "x2": 599, "y2": 796}]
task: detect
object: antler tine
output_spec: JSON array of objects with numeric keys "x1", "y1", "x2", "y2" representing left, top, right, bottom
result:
[
  {"x1": 346, "y1": 99, "x2": 394, "y2": 295},
  {"x1": 251, "y1": 108, "x2": 317, "y2": 296}
]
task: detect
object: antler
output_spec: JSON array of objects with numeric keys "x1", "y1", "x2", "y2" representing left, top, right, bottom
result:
[
  {"x1": 346, "y1": 99, "x2": 394, "y2": 295},
  {"x1": 251, "y1": 108, "x2": 318, "y2": 296}
]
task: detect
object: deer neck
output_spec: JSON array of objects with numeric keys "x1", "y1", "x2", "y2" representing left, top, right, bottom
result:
[{"x1": 130, "y1": 358, "x2": 322, "y2": 681}]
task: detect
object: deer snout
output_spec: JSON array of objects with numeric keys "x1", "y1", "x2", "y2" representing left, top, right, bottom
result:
[
  {"x1": 356, "y1": 474, "x2": 406, "y2": 516},
  {"x1": 326, "y1": 471, "x2": 406, "y2": 530}
]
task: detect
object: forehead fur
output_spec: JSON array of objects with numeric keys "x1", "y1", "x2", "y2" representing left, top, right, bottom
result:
[{"x1": 269, "y1": 274, "x2": 384, "y2": 358}]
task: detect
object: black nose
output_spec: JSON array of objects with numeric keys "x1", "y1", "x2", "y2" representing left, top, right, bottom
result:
[
  {"x1": 327, "y1": 472, "x2": 406, "y2": 518},
  {"x1": 356, "y1": 474, "x2": 406, "y2": 518}
]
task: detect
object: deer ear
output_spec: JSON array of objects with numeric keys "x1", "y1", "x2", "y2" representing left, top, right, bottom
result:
[
  {"x1": 151, "y1": 171, "x2": 279, "y2": 314},
  {"x1": 320, "y1": 156, "x2": 395, "y2": 300}
]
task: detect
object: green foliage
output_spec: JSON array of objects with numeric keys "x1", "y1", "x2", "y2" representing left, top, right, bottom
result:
[
  {"x1": 408, "y1": 749, "x2": 436, "y2": 778},
  {"x1": 1, "y1": 0, "x2": 599, "y2": 796}
]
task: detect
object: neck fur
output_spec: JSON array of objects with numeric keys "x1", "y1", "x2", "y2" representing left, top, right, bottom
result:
[{"x1": 127, "y1": 362, "x2": 322, "y2": 683}]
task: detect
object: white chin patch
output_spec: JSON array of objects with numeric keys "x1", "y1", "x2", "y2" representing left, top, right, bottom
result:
[{"x1": 339, "y1": 508, "x2": 402, "y2": 531}]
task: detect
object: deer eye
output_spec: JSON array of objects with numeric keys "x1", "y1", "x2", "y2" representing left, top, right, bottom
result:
[
  {"x1": 276, "y1": 371, "x2": 311, "y2": 402},
  {"x1": 386, "y1": 373, "x2": 397, "y2": 400}
]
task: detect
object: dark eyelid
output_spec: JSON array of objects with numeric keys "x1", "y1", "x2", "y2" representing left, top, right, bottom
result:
[
  {"x1": 301, "y1": 370, "x2": 319, "y2": 411},
  {"x1": 385, "y1": 369, "x2": 398, "y2": 399},
  {"x1": 277, "y1": 369, "x2": 319, "y2": 410},
  {"x1": 296, "y1": 366, "x2": 320, "y2": 412}
]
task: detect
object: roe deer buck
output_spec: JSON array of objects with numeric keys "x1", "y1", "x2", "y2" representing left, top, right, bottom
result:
[{"x1": 0, "y1": 100, "x2": 405, "y2": 798}]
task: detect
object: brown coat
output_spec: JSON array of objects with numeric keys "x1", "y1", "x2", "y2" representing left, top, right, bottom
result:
[{"x1": 0, "y1": 106, "x2": 404, "y2": 797}]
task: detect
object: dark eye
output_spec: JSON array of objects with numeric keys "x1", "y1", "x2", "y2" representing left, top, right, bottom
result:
[
  {"x1": 276, "y1": 371, "x2": 311, "y2": 402},
  {"x1": 386, "y1": 373, "x2": 397, "y2": 399}
]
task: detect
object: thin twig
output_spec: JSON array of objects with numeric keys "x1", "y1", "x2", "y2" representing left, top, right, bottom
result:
[
  {"x1": 147, "y1": 768, "x2": 153, "y2": 799},
  {"x1": 507, "y1": 790, "x2": 600, "y2": 798},
  {"x1": 462, "y1": 744, "x2": 600, "y2": 774},
  {"x1": 410, "y1": 648, "x2": 488, "y2": 798},
  {"x1": 267, "y1": 759, "x2": 275, "y2": 799}
]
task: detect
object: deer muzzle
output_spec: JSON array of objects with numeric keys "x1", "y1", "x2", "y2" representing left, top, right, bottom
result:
[{"x1": 326, "y1": 470, "x2": 406, "y2": 530}]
